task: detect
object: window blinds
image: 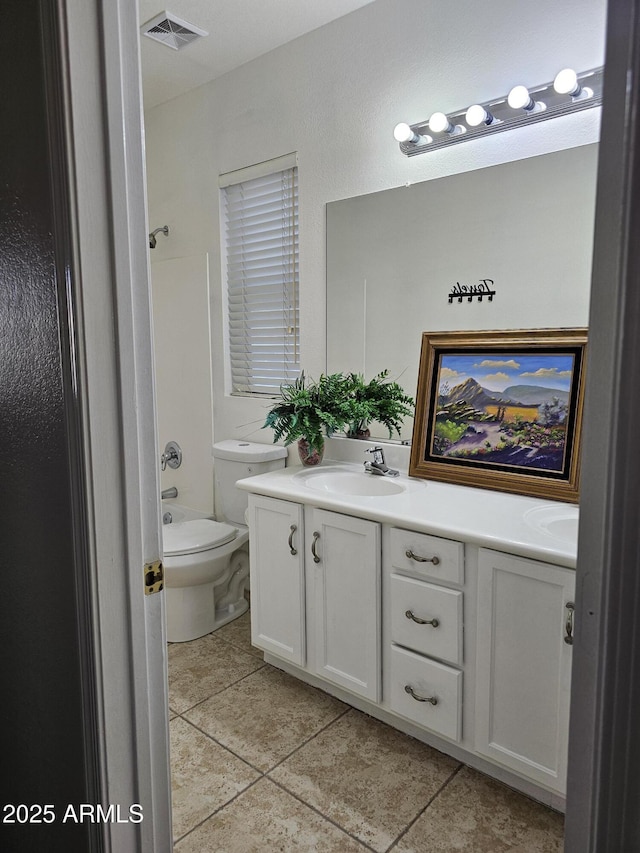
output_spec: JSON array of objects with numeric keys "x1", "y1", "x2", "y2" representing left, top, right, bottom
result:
[{"x1": 222, "y1": 163, "x2": 299, "y2": 396}]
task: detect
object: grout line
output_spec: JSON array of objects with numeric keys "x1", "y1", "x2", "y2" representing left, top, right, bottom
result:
[
  {"x1": 213, "y1": 630, "x2": 264, "y2": 656},
  {"x1": 177, "y1": 716, "x2": 269, "y2": 775},
  {"x1": 178, "y1": 696, "x2": 351, "y2": 777},
  {"x1": 265, "y1": 705, "x2": 352, "y2": 774},
  {"x1": 170, "y1": 660, "x2": 267, "y2": 715},
  {"x1": 172, "y1": 709, "x2": 354, "y2": 845},
  {"x1": 216, "y1": 626, "x2": 264, "y2": 657},
  {"x1": 267, "y1": 776, "x2": 378, "y2": 853},
  {"x1": 171, "y1": 708, "x2": 360, "y2": 847},
  {"x1": 172, "y1": 776, "x2": 265, "y2": 847},
  {"x1": 266, "y1": 708, "x2": 462, "y2": 853},
  {"x1": 384, "y1": 763, "x2": 464, "y2": 853}
]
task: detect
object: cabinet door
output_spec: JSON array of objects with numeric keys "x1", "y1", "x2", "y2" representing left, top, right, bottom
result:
[
  {"x1": 475, "y1": 548, "x2": 575, "y2": 793},
  {"x1": 248, "y1": 495, "x2": 305, "y2": 665},
  {"x1": 311, "y1": 509, "x2": 381, "y2": 701}
]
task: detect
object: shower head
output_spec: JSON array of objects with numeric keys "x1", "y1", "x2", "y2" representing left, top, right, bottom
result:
[{"x1": 149, "y1": 225, "x2": 169, "y2": 249}]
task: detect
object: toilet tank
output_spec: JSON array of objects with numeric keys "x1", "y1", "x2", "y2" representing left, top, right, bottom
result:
[{"x1": 212, "y1": 440, "x2": 287, "y2": 524}]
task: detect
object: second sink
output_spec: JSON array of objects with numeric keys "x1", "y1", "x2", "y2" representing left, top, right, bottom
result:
[{"x1": 523, "y1": 504, "x2": 579, "y2": 545}]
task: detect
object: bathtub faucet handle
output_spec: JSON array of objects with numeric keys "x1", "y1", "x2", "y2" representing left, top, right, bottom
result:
[{"x1": 161, "y1": 440, "x2": 182, "y2": 471}]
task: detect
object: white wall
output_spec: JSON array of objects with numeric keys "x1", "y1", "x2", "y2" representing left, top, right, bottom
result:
[
  {"x1": 145, "y1": 0, "x2": 606, "y2": 505},
  {"x1": 151, "y1": 254, "x2": 214, "y2": 511}
]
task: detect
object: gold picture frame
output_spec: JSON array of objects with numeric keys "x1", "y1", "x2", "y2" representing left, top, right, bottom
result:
[{"x1": 409, "y1": 329, "x2": 588, "y2": 503}]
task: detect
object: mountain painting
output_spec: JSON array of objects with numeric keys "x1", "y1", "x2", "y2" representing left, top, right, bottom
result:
[
  {"x1": 410, "y1": 330, "x2": 587, "y2": 502},
  {"x1": 430, "y1": 351, "x2": 577, "y2": 474}
]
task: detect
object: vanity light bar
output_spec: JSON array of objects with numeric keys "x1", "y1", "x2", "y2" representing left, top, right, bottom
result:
[{"x1": 395, "y1": 66, "x2": 603, "y2": 156}]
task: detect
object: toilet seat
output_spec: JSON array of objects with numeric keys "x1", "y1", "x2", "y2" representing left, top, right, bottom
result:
[{"x1": 163, "y1": 518, "x2": 237, "y2": 557}]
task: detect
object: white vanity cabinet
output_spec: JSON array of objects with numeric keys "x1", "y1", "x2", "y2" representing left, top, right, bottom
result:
[
  {"x1": 242, "y1": 469, "x2": 578, "y2": 808},
  {"x1": 248, "y1": 494, "x2": 381, "y2": 701},
  {"x1": 474, "y1": 548, "x2": 575, "y2": 794}
]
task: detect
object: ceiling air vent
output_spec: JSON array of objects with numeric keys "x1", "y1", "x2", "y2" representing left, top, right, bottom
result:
[{"x1": 141, "y1": 11, "x2": 208, "y2": 50}]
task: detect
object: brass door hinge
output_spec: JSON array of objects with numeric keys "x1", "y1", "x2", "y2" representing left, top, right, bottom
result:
[{"x1": 144, "y1": 560, "x2": 164, "y2": 595}]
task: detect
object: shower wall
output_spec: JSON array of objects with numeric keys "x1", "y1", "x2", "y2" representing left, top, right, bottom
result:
[{"x1": 151, "y1": 253, "x2": 215, "y2": 512}]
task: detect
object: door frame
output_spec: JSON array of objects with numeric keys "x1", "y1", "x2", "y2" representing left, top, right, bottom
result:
[
  {"x1": 56, "y1": 0, "x2": 171, "y2": 849},
  {"x1": 566, "y1": 0, "x2": 640, "y2": 849}
]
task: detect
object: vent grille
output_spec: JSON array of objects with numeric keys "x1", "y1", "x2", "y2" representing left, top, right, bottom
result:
[{"x1": 141, "y1": 11, "x2": 208, "y2": 50}]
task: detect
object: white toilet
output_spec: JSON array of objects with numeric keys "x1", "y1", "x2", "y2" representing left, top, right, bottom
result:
[{"x1": 162, "y1": 440, "x2": 287, "y2": 642}]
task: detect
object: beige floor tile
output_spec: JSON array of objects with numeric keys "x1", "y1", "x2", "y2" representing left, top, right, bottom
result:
[
  {"x1": 184, "y1": 665, "x2": 348, "y2": 771},
  {"x1": 270, "y1": 709, "x2": 459, "y2": 852},
  {"x1": 168, "y1": 633, "x2": 265, "y2": 713},
  {"x1": 394, "y1": 766, "x2": 564, "y2": 853},
  {"x1": 170, "y1": 717, "x2": 259, "y2": 842},
  {"x1": 214, "y1": 610, "x2": 264, "y2": 658},
  {"x1": 174, "y1": 777, "x2": 369, "y2": 852}
]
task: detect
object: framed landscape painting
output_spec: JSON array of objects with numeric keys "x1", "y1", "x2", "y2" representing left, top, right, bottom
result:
[{"x1": 409, "y1": 329, "x2": 588, "y2": 502}]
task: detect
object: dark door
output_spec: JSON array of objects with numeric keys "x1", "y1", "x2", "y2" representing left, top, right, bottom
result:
[{"x1": 0, "y1": 2, "x2": 100, "y2": 850}]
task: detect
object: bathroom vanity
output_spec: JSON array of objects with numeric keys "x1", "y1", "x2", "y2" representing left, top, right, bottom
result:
[{"x1": 237, "y1": 462, "x2": 578, "y2": 811}]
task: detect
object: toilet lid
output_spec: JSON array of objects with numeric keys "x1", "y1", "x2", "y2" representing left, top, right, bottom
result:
[{"x1": 162, "y1": 519, "x2": 237, "y2": 557}]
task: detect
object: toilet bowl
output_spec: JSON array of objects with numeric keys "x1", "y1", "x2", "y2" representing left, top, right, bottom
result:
[
  {"x1": 162, "y1": 440, "x2": 287, "y2": 642},
  {"x1": 163, "y1": 517, "x2": 250, "y2": 643}
]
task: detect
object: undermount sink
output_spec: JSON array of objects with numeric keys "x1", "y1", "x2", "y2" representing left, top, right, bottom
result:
[
  {"x1": 294, "y1": 467, "x2": 406, "y2": 496},
  {"x1": 524, "y1": 505, "x2": 579, "y2": 544}
]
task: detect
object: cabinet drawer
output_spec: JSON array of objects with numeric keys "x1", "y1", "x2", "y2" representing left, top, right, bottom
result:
[
  {"x1": 389, "y1": 528, "x2": 464, "y2": 585},
  {"x1": 390, "y1": 574, "x2": 463, "y2": 665},
  {"x1": 389, "y1": 645, "x2": 462, "y2": 742}
]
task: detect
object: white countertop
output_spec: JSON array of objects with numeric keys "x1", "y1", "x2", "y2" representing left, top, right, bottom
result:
[{"x1": 237, "y1": 461, "x2": 579, "y2": 568}]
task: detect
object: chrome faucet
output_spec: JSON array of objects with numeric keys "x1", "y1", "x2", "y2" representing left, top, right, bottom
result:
[
  {"x1": 364, "y1": 446, "x2": 399, "y2": 477},
  {"x1": 161, "y1": 440, "x2": 182, "y2": 471},
  {"x1": 161, "y1": 487, "x2": 178, "y2": 500}
]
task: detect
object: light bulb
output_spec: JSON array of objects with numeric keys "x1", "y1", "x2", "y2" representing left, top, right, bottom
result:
[
  {"x1": 393, "y1": 121, "x2": 433, "y2": 145},
  {"x1": 553, "y1": 68, "x2": 593, "y2": 100},
  {"x1": 465, "y1": 104, "x2": 497, "y2": 127},
  {"x1": 427, "y1": 112, "x2": 466, "y2": 136},
  {"x1": 428, "y1": 111, "x2": 452, "y2": 133},
  {"x1": 553, "y1": 68, "x2": 578, "y2": 95},
  {"x1": 507, "y1": 85, "x2": 546, "y2": 113},
  {"x1": 507, "y1": 85, "x2": 532, "y2": 110},
  {"x1": 393, "y1": 122, "x2": 413, "y2": 142},
  {"x1": 393, "y1": 122, "x2": 431, "y2": 145}
]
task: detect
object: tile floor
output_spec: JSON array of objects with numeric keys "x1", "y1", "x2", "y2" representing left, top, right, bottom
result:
[{"x1": 168, "y1": 611, "x2": 564, "y2": 852}]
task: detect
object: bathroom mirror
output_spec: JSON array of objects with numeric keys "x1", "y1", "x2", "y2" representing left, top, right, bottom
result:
[{"x1": 326, "y1": 144, "x2": 598, "y2": 442}]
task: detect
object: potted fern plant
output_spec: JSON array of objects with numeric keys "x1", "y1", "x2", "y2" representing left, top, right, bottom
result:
[
  {"x1": 345, "y1": 370, "x2": 414, "y2": 440},
  {"x1": 262, "y1": 372, "x2": 353, "y2": 465}
]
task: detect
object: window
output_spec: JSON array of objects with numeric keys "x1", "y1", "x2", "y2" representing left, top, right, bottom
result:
[{"x1": 220, "y1": 154, "x2": 299, "y2": 396}]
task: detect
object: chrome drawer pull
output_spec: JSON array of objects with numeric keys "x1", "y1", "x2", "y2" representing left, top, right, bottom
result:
[
  {"x1": 405, "y1": 609, "x2": 440, "y2": 628},
  {"x1": 404, "y1": 684, "x2": 438, "y2": 705},
  {"x1": 564, "y1": 601, "x2": 575, "y2": 645},
  {"x1": 405, "y1": 548, "x2": 440, "y2": 566},
  {"x1": 311, "y1": 531, "x2": 321, "y2": 563},
  {"x1": 288, "y1": 524, "x2": 298, "y2": 556}
]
